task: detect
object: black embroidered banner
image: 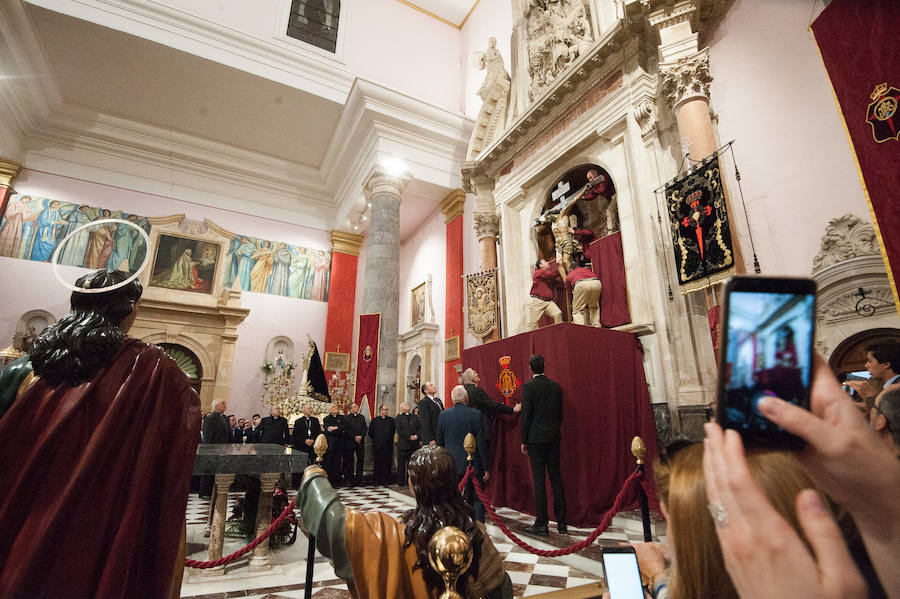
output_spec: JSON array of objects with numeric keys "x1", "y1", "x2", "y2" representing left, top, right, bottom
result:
[{"x1": 665, "y1": 156, "x2": 735, "y2": 292}]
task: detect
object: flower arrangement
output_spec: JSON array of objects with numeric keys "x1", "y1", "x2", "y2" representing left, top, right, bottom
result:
[{"x1": 260, "y1": 360, "x2": 273, "y2": 375}]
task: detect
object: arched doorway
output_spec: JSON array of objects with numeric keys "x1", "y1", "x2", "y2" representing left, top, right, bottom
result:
[
  {"x1": 160, "y1": 343, "x2": 203, "y2": 395},
  {"x1": 829, "y1": 328, "x2": 900, "y2": 378}
]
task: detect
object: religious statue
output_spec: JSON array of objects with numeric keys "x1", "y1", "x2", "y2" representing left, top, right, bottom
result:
[
  {"x1": 467, "y1": 37, "x2": 511, "y2": 160},
  {"x1": 298, "y1": 445, "x2": 513, "y2": 598},
  {"x1": 0, "y1": 268, "x2": 200, "y2": 597}
]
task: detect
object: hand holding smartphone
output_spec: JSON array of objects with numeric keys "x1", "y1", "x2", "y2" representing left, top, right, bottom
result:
[
  {"x1": 601, "y1": 546, "x2": 645, "y2": 599},
  {"x1": 716, "y1": 276, "x2": 817, "y2": 448}
]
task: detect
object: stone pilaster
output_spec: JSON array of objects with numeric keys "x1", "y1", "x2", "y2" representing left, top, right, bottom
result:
[
  {"x1": 248, "y1": 473, "x2": 280, "y2": 571},
  {"x1": 361, "y1": 167, "x2": 411, "y2": 414},
  {"x1": 471, "y1": 175, "x2": 500, "y2": 270}
]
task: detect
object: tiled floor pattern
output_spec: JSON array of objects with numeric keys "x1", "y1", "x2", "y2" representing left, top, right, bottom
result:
[{"x1": 182, "y1": 485, "x2": 663, "y2": 599}]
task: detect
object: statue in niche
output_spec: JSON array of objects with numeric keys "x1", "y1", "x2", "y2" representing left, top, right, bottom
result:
[
  {"x1": 526, "y1": 0, "x2": 594, "y2": 101},
  {"x1": 467, "y1": 37, "x2": 511, "y2": 160}
]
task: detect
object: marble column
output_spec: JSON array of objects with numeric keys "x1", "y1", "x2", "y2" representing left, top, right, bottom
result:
[
  {"x1": 204, "y1": 473, "x2": 235, "y2": 576},
  {"x1": 361, "y1": 167, "x2": 411, "y2": 413},
  {"x1": 440, "y1": 188, "x2": 465, "y2": 402},
  {"x1": 248, "y1": 472, "x2": 281, "y2": 571},
  {"x1": 472, "y1": 175, "x2": 501, "y2": 343}
]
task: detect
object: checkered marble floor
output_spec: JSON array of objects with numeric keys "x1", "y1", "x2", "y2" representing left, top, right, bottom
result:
[{"x1": 181, "y1": 485, "x2": 664, "y2": 599}]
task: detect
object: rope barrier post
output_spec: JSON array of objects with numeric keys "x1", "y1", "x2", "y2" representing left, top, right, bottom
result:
[
  {"x1": 304, "y1": 433, "x2": 328, "y2": 599},
  {"x1": 631, "y1": 436, "x2": 652, "y2": 542}
]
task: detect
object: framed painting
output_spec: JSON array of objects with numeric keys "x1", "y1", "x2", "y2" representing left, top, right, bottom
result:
[
  {"x1": 150, "y1": 234, "x2": 220, "y2": 294},
  {"x1": 324, "y1": 351, "x2": 350, "y2": 372},
  {"x1": 410, "y1": 281, "x2": 426, "y2": 327},
  {"x1": 444, "y1": 336, "x2": 460, "y2": 362}
]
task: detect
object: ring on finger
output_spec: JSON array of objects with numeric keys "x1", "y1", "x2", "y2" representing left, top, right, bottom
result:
[{"x1": 707, "y1": 501, "x2": 729, "y2": 527}]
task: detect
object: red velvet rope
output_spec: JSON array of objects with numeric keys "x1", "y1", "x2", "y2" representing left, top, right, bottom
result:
[
  {"x1": 469, "y1": 466, "x2": 643, "y2": 557},
  {"x1": 458, "y1": 466, "x2": 473, "y2": 493},
  {"x1": 185, "y1": 497, "x2": 297, "y2": 569}
]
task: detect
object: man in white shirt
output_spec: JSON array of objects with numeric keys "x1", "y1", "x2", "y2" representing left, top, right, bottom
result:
[{"x1": 418, "y1": 381, "x2": 443, "y2": 446}]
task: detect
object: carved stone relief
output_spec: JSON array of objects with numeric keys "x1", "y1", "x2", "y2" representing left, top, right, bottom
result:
[
  {"x1": 811, "y1": 214, "x2": 879, "y2": 273},
  {"x1": 633, "y1": 97, "x2": 657, "y2": 136},
  {"x1": 526, "y1": 0, "x2": 594, "y2": 101},
  {"x1": 659, "y1": 48, "x2": 712, "y2": 110},
  {"x1": 468, "y1": 38, "x2": 512, "y2": 160}
]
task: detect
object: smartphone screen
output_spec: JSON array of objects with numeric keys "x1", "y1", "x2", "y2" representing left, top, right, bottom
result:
[
  {"x1": 602, "y1": 549, "x2": 644, "y2": 599},
  {"x1": 718, "y1": 277, "x2": 816, "y2": 446}
]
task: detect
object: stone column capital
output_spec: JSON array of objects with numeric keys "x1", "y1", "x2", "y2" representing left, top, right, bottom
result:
[
  {"x1": 439, "y1": 188, "x2": 466, "y2": 223},
  {"x1": 659, "y1": 48, "x2": 712, "y2": 111},
  {"x1": 331, "y1": 230, "x2": 364, "y2": 256},
  {"x1": 473, "y1": 211, "x2": 500, "y2": 241},
  {"x1": 0, "y1": 159, "x2": 22, "y2": 188},
  {"x1": 364, "y1": 166, "x2": 411, "y2": 201}
]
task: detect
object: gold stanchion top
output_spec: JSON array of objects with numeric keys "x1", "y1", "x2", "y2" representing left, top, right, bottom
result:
[
  {"x1": 427, "y1": 526, "x2": 472, "y2": 599},
  {"x1": 314, "y1": 433, "x2": 328, "y2": 464},
  {"x1": 463, "y1": 433, "x2": 476, "y2": 463},
  {"x1": 631, "y1": 436, "x2": 647, "y2": 465}
]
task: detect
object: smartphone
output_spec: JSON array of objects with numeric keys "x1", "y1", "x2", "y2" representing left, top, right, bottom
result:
[
  {"x1": 716, "y1": 276, "x2": 817, "y2": 448},
  {"x1": 601, "y1": 546, "x2": 645, "y2": 599}
]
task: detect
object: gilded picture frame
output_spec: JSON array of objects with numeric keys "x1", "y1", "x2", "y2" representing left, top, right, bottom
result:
[
  {"x1": 410, "y1": 281, "x2": 427, "y2": 327},
  {"x1": 444, "y1": 335, "x2": 460, "y2": 362},
  {"x1": 324, "y1": 351, "x2": 350, "y2": 372}
]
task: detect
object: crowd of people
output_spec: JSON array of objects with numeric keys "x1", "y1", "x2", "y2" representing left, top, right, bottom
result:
[{"x1": 1, "y1": 267, "x2": 899, "y2": 599}]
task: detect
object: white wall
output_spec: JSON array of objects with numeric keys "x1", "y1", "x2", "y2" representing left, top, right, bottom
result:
[
  {"x1": 2, "y1": 169, "x2": 330, "y2": 419},
  {"x1": 708, "y1": 0, "x2": 869, "y2": 276}
]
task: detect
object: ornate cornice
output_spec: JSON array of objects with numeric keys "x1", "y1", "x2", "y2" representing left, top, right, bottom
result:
[
  {"x1": 331, "y1": 230, "x2": 364, "y2": 256},
  {"x1": 659, "y1": 48, "x2": 712, "y2": 110},
  {"x1": 473, "y1": 212, "x2": 500, "y2": 241},
  {"x1": 633, "y1": 96, "x2": 658, "y2": 137},
  {"x1": 439, "y1": 188, "x2": 466, "y2": 223},
  {"x1": 649, "y1": 1, "x2": 698, "y2": 32},
  {"x1": 0, "y1": 160, "x2": 22, "y2": 188}
]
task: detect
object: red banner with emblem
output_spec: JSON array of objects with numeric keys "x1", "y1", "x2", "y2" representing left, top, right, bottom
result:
[
  {"x1": 354, "y1": 313, "x2": 380, "y2": 417},
  {"x1": 812, "y1": 0, "x2": 900, "y2": 309}
]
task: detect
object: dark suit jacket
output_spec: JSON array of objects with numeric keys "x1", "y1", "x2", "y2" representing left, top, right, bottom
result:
[
  {"x1": 201, "y1": 412, "x2": 229, "y2": 444},
  {"x1": 520, "y1": 374, "x2": 563, "y2": 444},
  {"x1": 257, "y1": 415, "x2": 290, "y2": 445},
  {"x1": 292, "y1": 415, "x2": 322, "y2": 451},
  {"x1": 228, "y1": 427, "x2": 243, "y2": 443},
  {"x1": 437, "y1": 403, "x2": 487, "y2": 476},
  {"x1": 465, "y1": 383, "x2": 514, "y2": 440},
  {"x1": 418, "y1": 395, "x2": 443, "y2": 445},
  {"x1": 368, "y1": 416, "x2": 396, "y2": 450},
  {"x1": 245, "y1": 425, "x2": 260, "y2": 443},
  {"x1": 322, "y1": 413, "x2": 346, "y2": 449},
  {"x1": 396, "y1": 412, "x2": 421, "y2": 452},
  {"x1": 344, "y1": 413, "x2": 368, "y2": 448}
]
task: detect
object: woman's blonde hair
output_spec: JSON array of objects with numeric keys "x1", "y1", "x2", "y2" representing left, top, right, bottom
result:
[{"x1": 654, "y1": 443, "x2": 816, "y2": 599}]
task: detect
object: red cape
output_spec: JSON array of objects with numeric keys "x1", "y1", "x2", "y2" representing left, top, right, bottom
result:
[{"x1": 0, "y1": 339, "x2": 200, "y2": 598}]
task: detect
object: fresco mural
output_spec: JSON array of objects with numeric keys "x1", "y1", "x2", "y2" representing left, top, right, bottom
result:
[
  {"x1": 223, "y1": 235, "x2": 331, "y2": 301},
  {"x1": 0, "y1": 194, "x2": 150, "y2": 274},
  {"x1": 0, "y1": 194, "x2": 333, "y2": 302}
]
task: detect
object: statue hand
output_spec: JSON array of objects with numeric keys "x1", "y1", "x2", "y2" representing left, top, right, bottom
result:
[{"x1": 513, "y1": 403, "x2": 522, "y2": 413}]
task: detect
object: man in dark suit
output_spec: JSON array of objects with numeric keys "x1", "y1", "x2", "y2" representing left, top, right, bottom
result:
[
  {"x1": 462, "y1": 368, "x2": 521, "y2": 469},
  {"x1": 417, "y1": 381, "x2": 443, "y2": 446},
  {"x1": 227, "y1": 415, "x2": 243, "y2": 443},
  {"x1": 395, "y1": 401, "x2": 420, "y2": 485},
  {"x1": 368, "y1": 404, "x2": 396, "y2": 486},
  {"x1": 437, "y1": 385, "x2": 489, "y2": 521},
  {"x1": 343, "y1": 402, "x2": 368, "y2": 487},
  {"x1": 245, "y1": 413, "x2": 261, "y2": 443},
  {"x1": 520, "y1": 354, "x2": 567, "y2": 536},
  {"x1": 200, "y1": 398, "x2": 229, "y2": 498},
  {"x1": 322, "y1": 403, "x2": 346, "y2": 484},
  {"x1": 257, "y1": 405, "x2": 291, "y2": 445},
  {"x1": 292, "y1": 403, "x2": 322, "y2": 463}
]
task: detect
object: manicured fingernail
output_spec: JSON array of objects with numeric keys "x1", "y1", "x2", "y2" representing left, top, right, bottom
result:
[
  {"x1": 758, "y1": 396, "x2": 778, "y2": 414},
  {"x1": 801, "y1": 490, "x2": 825, "y2": 513}
]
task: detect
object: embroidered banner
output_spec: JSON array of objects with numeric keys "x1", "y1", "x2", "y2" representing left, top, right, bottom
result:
[
  {"x1": 665, "y1": 156, "x2": 734, "y2": 293},
  {"x1": 354, "y1": 313, "x2": 380, "y2": 417},
  {"x1": 812, "y1": 0, "x2": 900, "y2": 310}
]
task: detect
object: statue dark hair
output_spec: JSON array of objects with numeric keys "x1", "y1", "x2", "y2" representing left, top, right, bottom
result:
[
  {"x1": 402, "y1": 445, "x2": 483, "y2": 598},
  {"x1": 30, "y1": 270, "x2": 143, "y2": 387}
]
